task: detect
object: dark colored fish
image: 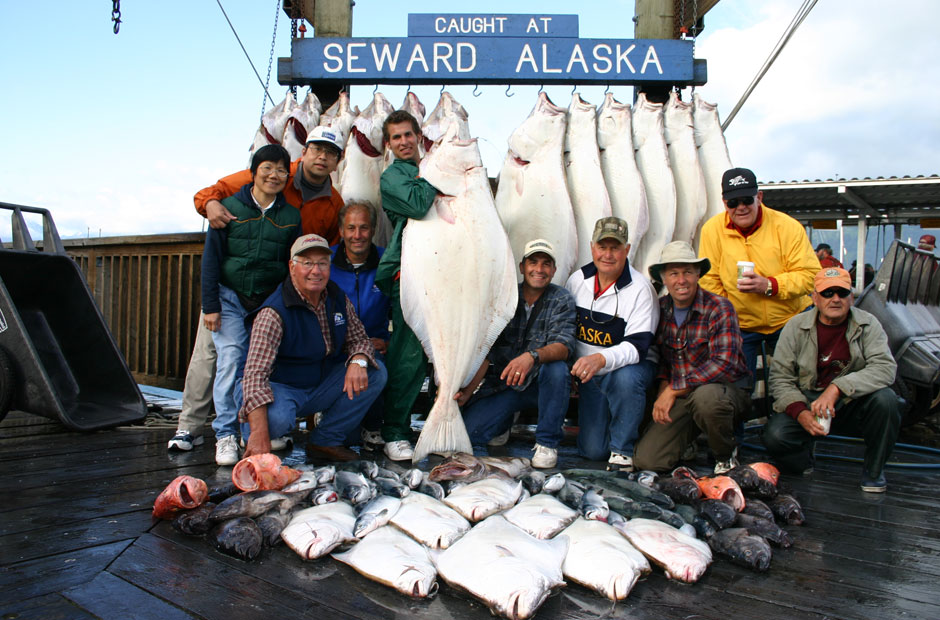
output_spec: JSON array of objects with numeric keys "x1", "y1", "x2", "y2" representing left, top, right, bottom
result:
[
  {"x1": 171, "y1": 502, "x2": 216, "y2": 536},
  {"x1": 312, "y1": 484, "x2": 339, "y2": 505},
  {"x1": 374, "y1": 476, "x2": 410, "y2": 498},
  {"x1": 752, "y1": 478, "x2": 778, "y2": 501},
  {"x1": 741, "y1": 498, "x2": 775, "y2": 522},
  {"x1": 726, "y1": 465, "x2": 762, "y2": 493},
  {"x1": 579, "y1": 489, "x2": 609, "y2": 521},
  {"x1": 697, "y1": 498, "x2": 737, "y2": 529},
  {"x1": 519, "y1": 470, "x2": 546, "y2": 495},
  {"x1": 210, "y1": 491, "x2": 293, "y2": 522},
  {"x1": 562, "y1": 469, "x2": 675, "y2": 509},
  {"x1": 769, "y1": 493, "x2": 805, "y2": 525},
  {"x1": 337, "y1": 460, "x2": 379, "y2": 480},
  {"x1": 556, "y1": 480, "x2": 586, "y2": 510},
  {"x1": 655, "y1": 477, "x2": 702, "y2": 505},
  {"x1": 604, "y1": 495, "x2": 686, "y2": 529},
  {"x1": 735, "y1": 513, "x2": 792, "y2": 548},
  {"x1": 375, "y1": 466, "x2": 401, "y2": 482},
  {"x1": 674, "y1": 504, "x2": 716, "y2": 539},
  {"x1": 210, "y1": 517, "x2": 263, "y2": 561},
  {"x1": 416, "y1": 478, "x2": 446, "y2": 501},
  {"x1": 670, "y1": 466, "x2": 699, "y2": 480},
  {"x1": 207, "y1": 482, "x2": 240, "y2": 504},
  {"x1": 708, "y1": 528, "x2": 772, "y2": 572},
  {"x1": 255, "y1": 509, "x2": 292, "y2": 546}
]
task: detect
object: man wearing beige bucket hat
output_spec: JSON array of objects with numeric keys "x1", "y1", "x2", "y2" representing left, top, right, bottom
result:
[{"x1": 634, "y1": 241, "x2": 750, "y2": 474}]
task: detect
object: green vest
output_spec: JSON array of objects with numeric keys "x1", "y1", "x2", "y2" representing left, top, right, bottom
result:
[{"x1": 220, "y1": 190, "x2": 301, "y2": 300}]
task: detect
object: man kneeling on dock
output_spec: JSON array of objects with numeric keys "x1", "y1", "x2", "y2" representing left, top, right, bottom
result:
[
  {"x1": 764, "y1": 267, "x2": 899, "y2": 492},
  {"x1": 237, "y1": 234, "x2": 387, "y2": 463}
]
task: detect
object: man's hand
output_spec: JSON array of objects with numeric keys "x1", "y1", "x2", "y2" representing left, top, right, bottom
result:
[
  {"x1": 371, "y1": 337, "x2": 388, "y2": 355},
  {"x1": 243, "y1": 406, "x2": 271, "y2": 457},
  {"x1": 343, "y1": 358, "x2": 369, "y2": 399},
  {"x1": 571, "y1": 353, "x2": 606, "y2": 383},
  {"x1": 500, "y1": 352, "x2": 536, "y2": 387},
  {"x1": 206, "y1": 199, "x2": 236, "y2": 229},
  {"x1": 736, "y1": 272, "x2": 771, "y2": 295},
  {"x1": 204, "y1": 312, "x2": 221, "y2": 332},
  {"x1": 652, "y1": 386, "x2": 679, "y2": 424},
  {"x1": 796, "y1": 409, "x2": 828, "y2": 436},
  {"x1": 810, "y1": 384, "x2": 840, "y2": 420}
]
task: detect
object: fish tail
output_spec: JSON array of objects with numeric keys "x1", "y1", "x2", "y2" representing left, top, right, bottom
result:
[{"x1": 412, "y1": 397, "x2": 472, "y2": 463}]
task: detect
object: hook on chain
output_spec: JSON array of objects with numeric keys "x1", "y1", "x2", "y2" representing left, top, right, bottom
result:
[
  {"x1": 472, "y1": 85, "x2": 481, "y2": 97},
  {"x1": 373, "y1": 84, "x2": 379, "y2": 95},
  {"x1": 111, "y1": 0, "x2": 121, "y2": 34},
  {"x1": 505, "y1": 84, "x2": 514, "y2": 98},
  {"x1": 441, "y1": 84, "x2": 446, "y2": 95},
  {"x1": 537, "y1": 84, "x2": 544, "y2": 94},
  {"x1": 571, "y1": 84, "x2": 577, "y2": 96},
  {"x1": 604, "y1": 83, "x2": 610, "y2": 95}
]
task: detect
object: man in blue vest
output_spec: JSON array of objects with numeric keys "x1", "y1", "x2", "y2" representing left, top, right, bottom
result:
[
  {"x1": 330, "y1": 200, "x2": 391, "y2": 449},
  {"x1": 238, "y1": 234, "x2": 387, "y2": 462}
]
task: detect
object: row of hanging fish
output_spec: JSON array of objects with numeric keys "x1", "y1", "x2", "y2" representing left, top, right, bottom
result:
[{"x1": 153, "y1": 453, "x2": 805, "y2": 620}]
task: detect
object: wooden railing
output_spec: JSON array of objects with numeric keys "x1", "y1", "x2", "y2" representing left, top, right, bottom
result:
[{"x1": 65, "y1": 233, "x2": 206, "y2": 390}]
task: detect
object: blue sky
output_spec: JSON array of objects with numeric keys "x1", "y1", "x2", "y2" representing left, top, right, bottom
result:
[{"x1": 1, "y1": 1, "x2": 938, "y2": 241}]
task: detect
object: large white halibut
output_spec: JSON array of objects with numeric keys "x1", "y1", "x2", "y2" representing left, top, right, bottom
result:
[
  {"x1": 632, "y1": 93, "x2": 677, "y2": 276},
  {"x1": 495, "y1": 93, "x2": 578, "y2": 284},
  {"x1": 664, "y1": 92, "x2": 707, "y2": 246},
  {"x1": 565, "y1": 93, "x2": 612, "y2": 269},
  {"x1": 597, "y1": 92, "x2": 648, "y2": 262},
  {"x1": 693, "y1": 93, "x2": 733, "y2": 250},
  {"x1": 402, "y1": 125, "x2": 518, "y2": 463}
]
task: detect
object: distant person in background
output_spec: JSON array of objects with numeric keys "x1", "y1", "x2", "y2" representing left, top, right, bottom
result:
[
  {"x1": 815, "y1": 243, "x2": 843, "y2": 269},
  {"x1": 200, "y1": 144, "x2": 301, "y2": 466},
  {"x1": 698, "y1": 167, "x2": 821, "y2": 384},
  {"x1": 917, "y1": 234, "x2": 936, "y2": 252},
  {"x1": 330, "y1": 200, "x2": 390, "y2": 450},
  {"x1": 764, "y1": 267, "x2": 899, "y2": 493}
]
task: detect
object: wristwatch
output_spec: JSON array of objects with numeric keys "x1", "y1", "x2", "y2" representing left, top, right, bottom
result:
[
  {"x1": 350, "y1": 358, "x2": 368, "y2": 369},
  {"x1": 528, "y1": 350, "x2": 540, "y2": 363},
  {"x1": 764, "y1": 279, "x2": 774, "y2": 297}
]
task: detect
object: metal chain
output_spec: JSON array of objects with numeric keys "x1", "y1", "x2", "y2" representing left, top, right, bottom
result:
[
  {"x1": 111, "y1": 0, "x2": 121, "y2": 34},
  {"x1": 261, "y1": 0, "x2": 282, "y2": 120},
  {"x1": 289, "y1": 18, "x2": 298, "y2": 98}
]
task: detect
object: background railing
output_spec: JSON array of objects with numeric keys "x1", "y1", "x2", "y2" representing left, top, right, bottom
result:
[{"x1": 65, "y1": 233, "x2": 206, "y2": 390}]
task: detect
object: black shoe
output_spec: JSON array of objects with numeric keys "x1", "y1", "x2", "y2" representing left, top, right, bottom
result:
[{"x1": 860, "y1": 472, "x2": 886, "y2": 493}]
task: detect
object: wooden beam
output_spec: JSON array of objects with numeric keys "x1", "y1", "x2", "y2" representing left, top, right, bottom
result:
[{"x1": 635, "y1": 0, "x2": 722, "y2": 39}]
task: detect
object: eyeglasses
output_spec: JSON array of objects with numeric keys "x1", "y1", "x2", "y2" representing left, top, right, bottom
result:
[
  {"x1": 306, "y1": 143, "x2": 340, "y2": 159},
  {"x1": 589, "y1": 291, "x2": 620, "y2": 325},
  {"x1": 726, "y1": 195, "x2": 756, "y2": 209},
  {"x1": 818, "y1": 287, "x2": 851, "y2": 298},
  {"x1": 257, "y1": 165, "x2": 289, "y2": 178},
  {"x1": 292, "y1": 258, "x2": 330, "y2": 271}
]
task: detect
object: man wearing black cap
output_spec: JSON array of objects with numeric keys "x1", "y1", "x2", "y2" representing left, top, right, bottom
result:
[
  {"x1": 815, "y1": 243, "x2": 843, "y2": 269},
  {"x1": 698, "y1": 167, "x2": 820, "y2": 382}
]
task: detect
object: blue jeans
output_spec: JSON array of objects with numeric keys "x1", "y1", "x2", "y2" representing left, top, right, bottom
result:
[
  {"x1": 210, "y1": 285, "x2": 249, "y2": 440},
  {"x1": 577, "y1": 359, "x2": 656, "y2": 461},
  {"x1": 462, "y1": 361, "x2": 571, "y2": 449},
  {"x1": 741, "y1": 329, "x2": 781, "y2": 387},
  {"x1": 237, "y1": 360, "x2": 387, "y2": 446}
]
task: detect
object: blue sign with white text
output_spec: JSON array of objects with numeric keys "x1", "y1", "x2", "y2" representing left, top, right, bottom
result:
[{"x1": 408, "y1": 14, "x2": 579, "y2": 37}]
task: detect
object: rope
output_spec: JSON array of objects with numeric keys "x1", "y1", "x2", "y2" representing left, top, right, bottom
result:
[
  {"x1": 214, "y1": 0, "x2": 277, "y2": 110},
  {"x1": 721, "y1": 0, "x2": 819, "y2": 132}
]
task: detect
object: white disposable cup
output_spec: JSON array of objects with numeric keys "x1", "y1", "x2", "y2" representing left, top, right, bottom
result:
[
  {"x1": 737, "y1": 261, "x2": 755, "y2": 279},
  {"x1": 815, "y1": 413, "x2": 832, "y2": 435}
]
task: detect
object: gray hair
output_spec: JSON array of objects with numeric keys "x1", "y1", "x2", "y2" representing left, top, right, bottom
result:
[{"x1": 338, "y1": 200, "x2": 378, "y2": 229}]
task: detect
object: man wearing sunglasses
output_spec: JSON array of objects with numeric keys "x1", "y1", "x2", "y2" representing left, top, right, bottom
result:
[
  {"x1": 765, "y1": 267, "x2": 899, "y2": 492},
  {"x1": 698, "y1": 167, "x2": 820, "y2": 383}
]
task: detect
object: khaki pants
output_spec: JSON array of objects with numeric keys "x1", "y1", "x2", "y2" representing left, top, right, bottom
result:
[
  {"x1": 634, "y1": 383, "x2": 749, "y2": 472},
  {"x1": 175, "y1": 314, "x2": 216, "y2": 436}
]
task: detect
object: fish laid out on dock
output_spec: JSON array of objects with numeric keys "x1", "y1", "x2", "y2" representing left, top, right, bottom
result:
[
  {"x1": 354, "y1": 495, "x2": 402, "y2": 539},
  {"x1": 171, "y1": 502, "x2": 215, "y2": 536},
  {"x1": 152, "y1": 475, "x2": 209, "y2": 519},
  {"x1": 502, "y1": 493, "x2": 579, "y2": 539},
  {"x1": 280, "y1": 502, "x2": 357, "y2": 560},
  {"x1": 615, "y1": 518, "x2": 713, "y2": 584},
  {"x1": 389, "y1": 491, "x2": 471, "y2": 549},
  {"x1": 435, "y1": 515, "x2": 568, "y2": 620},
  {"x1": 561, "y1": 517, "x2": 650, "y2": 600},
  {"x1": 707, "y1": 527, "x2": 772, "y2": 573},
  {"x1": 333, "y1": 525, "x2": 438, "y2": 598},
  {"x1": 443, "y1": 478, "x2": 523, "y2": 523},
  {"x1": 209, "y1": 489, "x2": 306, "y2": 522},
  {"x1": 210, "y1": 517, "x2": 264, "y2": 561},
  {"x1": 695, "y1": 475, "x2": 746, "y2": 511},
  {"x1": 232, "y1": 454, "x2": 301, "y2": 492}
]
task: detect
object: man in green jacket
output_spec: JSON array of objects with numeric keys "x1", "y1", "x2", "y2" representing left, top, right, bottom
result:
[
  {"x1": 765, "y1": 267, "x2": 900, "y2": 492},
  {"x1": 376, "y1": 110, "x2": 439, "y2": 461}
]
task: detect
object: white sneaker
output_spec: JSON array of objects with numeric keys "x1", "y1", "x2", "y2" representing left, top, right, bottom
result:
[
  {"x1": 167, "y1": 430, "x2": 204, "y2": 452},
  {"x1": 239, "y1": 435, "x2": 291, "y2": 451},
  {"x1": 531, "y1": 444, "x2": 558, "y2": 469},
  {"x1": 607, "y1": 452, "x2": 634, "y2": 472},
  {"x1": 361, "y1": 429, "x2": 385, "y2": 449},
  {"x1": 488, "y1": 411, "x2": 520, "y2": 446},
  {"x1": 713, "y1": 448, "x2": 739, "y2": 475},
  {"x1": 215, "y1": 435, "x2": 240, "y2": 466},
  {"x1": 384, "y1": 440, "x2": 414, "y2": 461}
]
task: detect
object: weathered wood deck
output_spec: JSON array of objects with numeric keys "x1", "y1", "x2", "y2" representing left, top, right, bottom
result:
[{"x1": 2, "y1": 394, "x2": 939, "y2": 620}]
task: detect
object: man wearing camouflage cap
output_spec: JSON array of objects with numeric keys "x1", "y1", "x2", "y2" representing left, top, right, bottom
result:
[{"x1": 566, "y1": 217, "x2": 659, "y2": 471}]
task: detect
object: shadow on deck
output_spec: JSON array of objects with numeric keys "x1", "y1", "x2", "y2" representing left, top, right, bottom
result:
[{"x1": 2, "y1": 395, "x2": 939, "y2": 620}]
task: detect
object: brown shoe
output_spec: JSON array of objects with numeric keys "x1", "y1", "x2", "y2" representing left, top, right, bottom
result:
[{"x1": 305, "y1": 444, "x2": 358, "y2": 463}]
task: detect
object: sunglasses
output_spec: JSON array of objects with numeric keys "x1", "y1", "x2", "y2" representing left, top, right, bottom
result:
[
  {"x1": 726, "y1": 195, "x2": 756, "y2": 209},
  {"x1": 818, "y1": 287, "x2": 851, "y2": 299}
]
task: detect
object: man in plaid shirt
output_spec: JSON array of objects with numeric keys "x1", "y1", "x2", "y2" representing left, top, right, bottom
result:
[
  {"x1": 634, "y1": 241, "x2": 749, "y2": 474},
  {"x1": 237, "y1": 234, "x2": 387, "y2": 463}
]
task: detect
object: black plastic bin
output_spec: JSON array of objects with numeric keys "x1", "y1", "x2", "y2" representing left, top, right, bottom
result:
[{"x1": 0, "y1": 202, "x2": 146, "y2": 429}]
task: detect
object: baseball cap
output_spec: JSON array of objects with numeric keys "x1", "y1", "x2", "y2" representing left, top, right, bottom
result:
[
  {"x1": 522, "y1": 239, "x2": 556, "y2": 262},
  {"x1": 919, "y1": 234, "x2": 936, "y2": 246},
  {"x1": 306, "y1": 125, "x2": 344, "y2": 153},
  {"x1": 814, "y1": 267, "x2": 851, "y2": 292},
  {"x1": 291, "y1": 234, "x2": 331, "y2": 258},
  {"x1": 815, "y1": 243, "x2": 832, "y2": 252},
  {"x1": 722, "y1": 167, "x2": 759, "y2": 200},
  {"x1": 592, "y1": 217, "x2": 629, "y2": 245}
]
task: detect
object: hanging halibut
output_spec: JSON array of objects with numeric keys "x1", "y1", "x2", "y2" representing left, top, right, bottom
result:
[
  {"x1": 320, "y1": 91, "x2": 359, "y2": 188},
  {"x1": 692, "y1": 93, "x2": 733, "y2": 250},
  {"x1": 495, "y1": 93, "x2": 578, "y2": 285},
  {"x1": 664, "y1": 92, "x2": 708, "y2": 246},
  {"x1": 422, "y1": 91, "x2": 470, "y2": 144},
  {"x1": 597, "y1": 92, "x2": 648, "y2": 262},
  {"x1": 282, "y1": 103, "x2": 312, "y2": 161},
  {"x1": 632, "y1": 93, "x2": 677, "y2": 276},
  {"x1": 339, "y1": 92, "x2": 394, "y2": 247},
  {"x1": 248, "y1": 91, "x2": 296, "y2": 165},
  {"x1": 565, "y1": 94, "x2": 612, "y2": 270},
  {"x1": 402, "y1": 124, "x2": 518, "y2": 463}
]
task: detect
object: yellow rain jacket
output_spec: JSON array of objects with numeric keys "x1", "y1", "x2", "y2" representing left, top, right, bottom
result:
[{"x1": 698, "y1": 205, "x2": 820, "y2": 334}]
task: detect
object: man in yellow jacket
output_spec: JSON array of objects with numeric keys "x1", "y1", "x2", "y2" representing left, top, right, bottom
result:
[{"x1": 698, "y1": 167, "x2": 820, "y2": 383}]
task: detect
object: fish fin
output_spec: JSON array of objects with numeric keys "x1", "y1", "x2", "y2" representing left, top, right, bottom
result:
[
  {"x1": 413, "y1": 397, "x2": 472, "y2": 463},
  {"x1": 435, "y1": 199, "x2": 457, "y2": 224}
]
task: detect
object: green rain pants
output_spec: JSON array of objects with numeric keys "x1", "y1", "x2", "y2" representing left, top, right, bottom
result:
[{"x1": 381, "y1": 283, "x2": 428, "y2": 442}]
